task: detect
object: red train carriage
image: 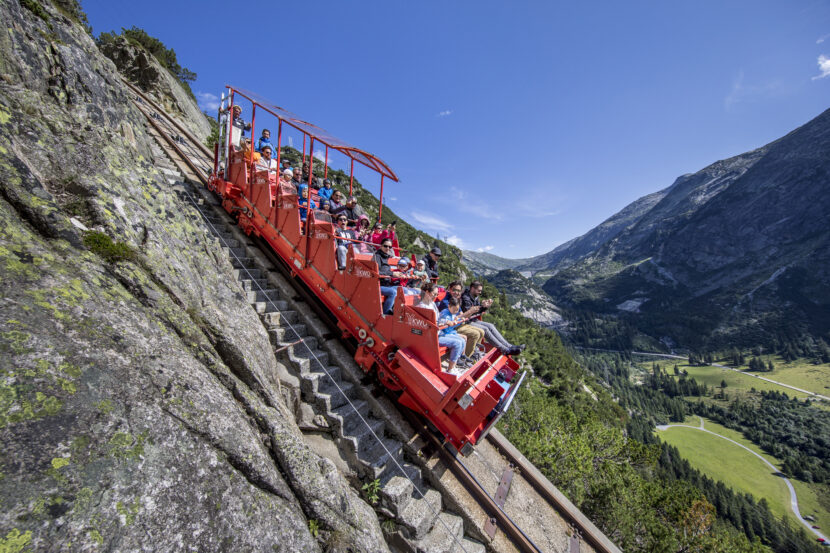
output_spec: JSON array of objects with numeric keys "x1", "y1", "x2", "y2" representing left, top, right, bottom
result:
[{"x1": 207, "y1": 86, "x2": 524, "y2": 453}]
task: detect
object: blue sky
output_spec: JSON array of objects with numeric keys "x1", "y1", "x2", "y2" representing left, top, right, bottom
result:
[{"x1": 84, "y1": 0, "x2": 830, "y2": 258}]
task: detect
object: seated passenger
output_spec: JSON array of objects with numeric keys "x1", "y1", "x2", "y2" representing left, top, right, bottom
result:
[
  {"x1": 256, "y1": 145, "x2": 278, "y2": 172},
  {"x1": 462, "y1": 281, "x2": 525, "y2": 356},
  {"x1": 331, "y1": 196, "x2": 366, "y2": 226},
  {"x1": 318, "y1": 179, "x2": 334, "y2": 201},
  {"x1": 370, "y1": 222, "x2": 385, "y2": 245},
  {"x1": 334, "y1": 214, "x2": 355, "y2": 270},
  {"x1": 381, "y1": 221, "x2": 400, "y2": 256},
  {"x1": 374, "y1": 238, "x2": 405, "y2": 315},
  {"x1": 239, "y1": 138, "x2": 260, "y2": 164},
  {"x1": 298, "y1": 185, "x2": 317, "y2": 222},
  {"x1": 411, "y1": 260, "x2": 429, "y2": 289},
  {"x1": 438, "y1": 281, "x2": 485, "y2": 361},
  {"x1": 329, "y1": 190, "x2": 344, "y2": 212},
  {"x1": 438, "y1": 297, "x2": 473, "y2": 370},
  {"x1": 282, "y1": 168, "x2": 294, "y2": 183},
  {"x1": 291, "y1": 170, "x2": 304, "y2": 191},
  {"x1": 319, "y1": 198, "x2": 332, "y2": 212},
  {"x1": 255, "y1": 129, "x2": 274, "y2": 153},
  {"x1": 418, "y1": 282, "x2": 466, "y2": 375},
  {"x1": 392, "y1": 258, "x2": 420, "y2": 295},
  {"x1": 356, "y1": 215, "x2": 373, "y2": 253},
  {"x1": 420, "y1": 246, "x2": 441, "y2": 280}
]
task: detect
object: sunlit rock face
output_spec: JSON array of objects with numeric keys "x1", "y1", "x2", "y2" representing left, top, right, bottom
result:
[{"x1": 0, "y1": 2, "x2": 386, "y2": 551}]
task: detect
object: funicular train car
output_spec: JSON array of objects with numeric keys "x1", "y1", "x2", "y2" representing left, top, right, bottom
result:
[{"x1": 207, "y1": 87, "x2": 525, "y2": 453}]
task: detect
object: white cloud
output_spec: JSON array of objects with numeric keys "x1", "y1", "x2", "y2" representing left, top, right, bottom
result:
[
  {"x1": 196, "y1": 91, "x2": 220, "y2": 112},
  {"x1": 410, "y1": 211, "x2": 453, "y2": 232},
  {"x1": 448, "y1": 186, "x2": 504, "y2": 221},
  {"x1": 818, "y1": 34, "x2": 830, "y2": 44},
  {"x1": 475, "y1": 245, "x2": 494, "y2": 252},
  {"x1": 812, "y1": 55, "x2": 830, "y2": 80},
  {"x1": 312, "y1": 150, "x2": 330, "y2": 165},
  {"x1": 445, "y1": 235, "x2": 465, "y2": 248},
  {"x1": 436, "y1": 110, "x2": 452, "y2": 117},
  {"x1": 386, "y1": 196, "x2": 397, "y2": 202}
]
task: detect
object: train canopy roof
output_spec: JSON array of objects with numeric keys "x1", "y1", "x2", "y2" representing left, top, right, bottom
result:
[{"x1": 230, "y1": 87, "x2": 398, "y2": 182}]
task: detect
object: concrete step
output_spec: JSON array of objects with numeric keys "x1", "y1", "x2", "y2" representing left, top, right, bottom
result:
[
  {"x1": 379, "y1": 462, "x2": 424, "y2": 499},
  {"x1": 239, "y1": 278, "x2": 269, "y2": 292},
  {"x1": 263, "y1": 309, "x2": 297, "y2": 326},
  {"x1": 398, "y1": 489, "x2": 442, "y2": 541},
  {"x1": 233, "y1": 267, "x2": 262, "y2": 280},
  {"x1": 301, "y1": 365, "x2": 343, "y2": 395},
  {"x1": 230, "y1": 256, "x2": 256, "y2": 269},
  {"x1": 314, "y1": 377, "x2": 356, "y2": 410},
  {"x1": 414, "y1": 512, "x2": 465, "y2": 553},
  {"x1": 358, "y1": 437, "x2": 404, "y2": 480},
  {"x1": 291, "y1": 349, "x2": 330, "y2": 373},
  {"x1": 267, "y1": 324, "x2": 308, "y2": 343},
  {"x1": 224, "y1": 246, "x2": 247, "y2": 258},
  {"x1": 332, "y1": 400, "x2": 372, "y2": 436}
]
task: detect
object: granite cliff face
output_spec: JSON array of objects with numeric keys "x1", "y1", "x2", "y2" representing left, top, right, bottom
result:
[
  {"x1": 0, "y1": 2, "x2": 384, "y2": 551},
  {"x1": 98, "y1": 34, "x2": 211, "y2": 143},
  {"x1": 487, "y1": 270, "x2": 564, "y2": 328}
]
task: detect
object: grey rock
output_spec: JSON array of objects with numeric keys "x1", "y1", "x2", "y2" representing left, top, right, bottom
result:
[{"x1": 0, "y1": 2, "x2": 387, "y2": 551}]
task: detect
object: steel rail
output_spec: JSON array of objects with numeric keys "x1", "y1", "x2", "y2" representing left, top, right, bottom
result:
[{"x1": 129, "y1": 90, "x2": 622, "y2": 553}]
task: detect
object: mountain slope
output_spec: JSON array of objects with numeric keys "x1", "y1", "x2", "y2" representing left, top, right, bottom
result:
[{"x1": 543, "y1": 109, "x2": 830, "y2": 347}]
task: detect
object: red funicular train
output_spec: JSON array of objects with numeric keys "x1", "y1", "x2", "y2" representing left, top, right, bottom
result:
[{"x1": 207, "y1": 87, "x2": 524, "y2": 453}]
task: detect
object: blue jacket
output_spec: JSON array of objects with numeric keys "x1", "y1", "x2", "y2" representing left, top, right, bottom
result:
[
  {"x1": 298, "y1": 185, "x2": 317, "y2": 221},
  {"x1": 255, "y1": 136, "x2": 275, "y2": 153},
  {"x1": 318, "y1": 186, "x2": 334, "y2": 201},
  {"x1": 437, "y1": 308, "x2": 461, "y2": 337}
]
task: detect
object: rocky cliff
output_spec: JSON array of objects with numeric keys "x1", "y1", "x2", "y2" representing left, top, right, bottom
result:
[
  {"x1": 0, "y1": 2, "x2": 385, "y2": 551},
  {"x1": 98, "y1": 34, "x2": 211, "y2": 143}
]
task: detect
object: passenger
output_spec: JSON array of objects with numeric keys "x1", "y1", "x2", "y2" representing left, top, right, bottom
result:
[
  {"x1": 281, "y1": 159, "x2": 292, "y2": 171},
  {"x1": 417, "y1": 282, "x2": 466, "y2": 375},
  {"x1": 329, "y1": 190, "x2": 344, "y2": 212},
  {"x1": 331, "y1": 195, "x2": 366, "y2": 226},
  {"x1": 291, "y1": 170, "x2": 304, "y2": 191},
  {"x1": 420, "y1": 246, "x2": 441, "y2": 280},
  {"x1": 282, "y1": 168, "x2": 293, "y2": 183},
  {"x1": 319, "y1": 198, "x2": 332, "y2": 213},
  {"x1": 462, "y1": 281, "x2": 525, "y2": 356},
  {"x1": 392, "y1": 258, "x2": 420, "y2": 295},
  {"x1": 438, "y1": 281, "x2": 485, "y2": 360},
  {"x1": 298, "y1": 185, "x2": 317, "y2": 222},
  {"x1": 381, "y1": 221, "x2": 400, "y2": 255},
  {"x1": 318, "y1": 179, "x2": 335, "y2": 201},
  {"x1": 230, "y1": 105, "x2": 251, "y2": 139},
  {"x1": 370, "y1": 222, "x2": 385, "y2": 246},
  {"x1": 411, "y1": 260, "x2": 429, "y2": 289},
  {"x1": 438, "y1": 297, "x2": 473, "y2": 370},
  {"x1": 255, "y1": 129, "x2": 274, "y2": 153},
  {"x1": 374, "y1": 238, "x2": 405, "y2": 315},
  {"x1": 239, "y1": 138, "x2": 260, "y2": 165},
  {"x1": 256, "y1": 145, "x2": 278, "y2": 172},
  {"x1": 334, "y1": 214, "x2": 355, "y2": 270},
  {"x1": 356, "y1": 215, "x2": 373, "y2": 253}
]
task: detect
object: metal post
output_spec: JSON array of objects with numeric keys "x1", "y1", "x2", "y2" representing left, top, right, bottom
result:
[
  {"x1": 303, "y1": 134, "x2": 306, "y2": 165},
  {"x1": 308, "y1": 137, "x2": 315, "y2": 189},
  {"x1": 324, "y1": 145, "x2": 329, "y2": 179},
  {"x1": 275, "y1": 120, "x2": 282, "y2": 176},
  {"x1": 379, "y1": 174, "x2": 384, "y2": 223},
  {"x1": 349, "y1": 159, "x2": 354, "y2": 196},
  {"x1": 249, "y1": 104, "x2": 257, "y2": 180},
  {"x1": 225, "y1": 89, "x2": 235, "y2": 180}
]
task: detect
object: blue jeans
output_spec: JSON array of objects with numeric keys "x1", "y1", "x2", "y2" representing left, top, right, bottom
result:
[
  {"x1": 379, "y1": 286, "x2": 397, "y2": 314},
  {"x1": 439, "y1": 334, "x2": 466, "y2": 363}
]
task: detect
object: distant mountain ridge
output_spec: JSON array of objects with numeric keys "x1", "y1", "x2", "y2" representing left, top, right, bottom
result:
[{"x1": 465, "y1": 108, "x2": 830, "y2": 347}]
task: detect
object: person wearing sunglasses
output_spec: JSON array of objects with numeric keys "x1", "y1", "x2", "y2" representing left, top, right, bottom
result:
[
  {"x1": 334, "y1": 215, "x2": 355, "y2": 270},
  {"x1": 373, "y1": 238, "x2": 406, "y2": 315}
]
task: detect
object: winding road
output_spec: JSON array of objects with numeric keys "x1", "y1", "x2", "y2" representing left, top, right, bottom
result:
[{"x1": 657, "y1": 417, "x2": 827, "y2": 542}]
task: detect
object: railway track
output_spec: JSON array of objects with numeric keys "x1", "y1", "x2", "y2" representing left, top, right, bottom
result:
[{"x1": 124, "y1": 79, "x2": 621, "y2": 553}]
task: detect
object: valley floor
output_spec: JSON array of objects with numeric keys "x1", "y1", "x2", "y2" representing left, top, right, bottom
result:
[{"x1": 657, "y1": 416, "x2": 829, "y2": 541}]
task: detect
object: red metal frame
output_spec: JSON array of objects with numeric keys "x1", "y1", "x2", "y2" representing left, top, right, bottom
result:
[{"x1": 209, "y1": 86, "x2": 521, "y2": 450}]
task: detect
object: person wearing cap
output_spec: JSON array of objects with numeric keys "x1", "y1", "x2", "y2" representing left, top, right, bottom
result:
[
  {"x1": 334, "y1": 213, "x2": 356, "y2": 270},
  {"x1": 392, "y1": 257, "x2": 419, "y2": 293},
  {"x1": 298, "y1": 185, "x2": 316, "y2": 222},
  {"x1": 318, "y1": 178, "x2": 335, "y2": 201},
  {"x1": 255, "y1": 129, "x2": 274, "y2": 153},
  {"x1": 282, "y1": 168, "x2": 294, "y2": 182},
  {"x1": 421, "y1": 246, "x2": 441, "y2": 280},
  {"x1": 230, "y1": 105, "x2": 251, "y2": 136}
]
